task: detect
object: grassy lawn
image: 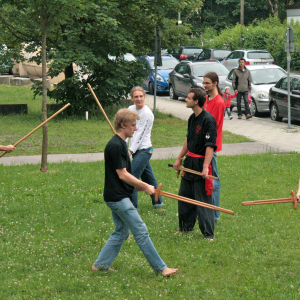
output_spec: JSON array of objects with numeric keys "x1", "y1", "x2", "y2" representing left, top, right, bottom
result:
[
  {"x1": 0, "y1": 85, "x2": 252, "y2": 156},
  {"x1": 1, "y1": 153, "x2": 300, "y2": 299}
]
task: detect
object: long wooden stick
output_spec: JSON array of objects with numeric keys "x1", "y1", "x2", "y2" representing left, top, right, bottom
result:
[
  {"x1": 242, "y1": 190, "x2": 298, "y2": 210},
  {"x1": 155, "y1": 183, "x2": 234, "y2": 215},
  {"x1": 0, "y1": 103, "x2": 71, "y2": 158},
  {"x1": 87, "y1": 83, "x2": 116, "y2": 134},
  {"x1": 168, "y1": 163, "x2": 218, "y2": 180}
]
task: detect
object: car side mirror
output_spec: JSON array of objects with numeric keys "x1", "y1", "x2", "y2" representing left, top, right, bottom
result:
[{"x1": 183, "y1": 73, "x2": 190, "y2": 78}]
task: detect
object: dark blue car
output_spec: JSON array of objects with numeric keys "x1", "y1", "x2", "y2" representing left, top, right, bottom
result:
[{"x1": 139, "y1": 55, "x2": 178, "y2": 94}]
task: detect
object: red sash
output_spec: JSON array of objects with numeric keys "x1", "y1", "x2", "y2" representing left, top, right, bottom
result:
[{"x1": 185, "y1": 151, "x2": 213, "y2": 195}]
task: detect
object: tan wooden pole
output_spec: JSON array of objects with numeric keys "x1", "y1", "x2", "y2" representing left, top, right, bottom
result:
[
  {"x1": 0, "y1": 103, "x2": 71, "y2": 158},
  {"x1": 168, "y1": 163, "x2": 218, "y2": 180},
  {"x1": 87, "y1": 83, "x2": 116, "y2": 134},
  {"x1": 242, "y1": 190, "x2": 298, "y2": 210},
  {"x1": 155, "y1": 183, "x2": 234, "y2": 215}
]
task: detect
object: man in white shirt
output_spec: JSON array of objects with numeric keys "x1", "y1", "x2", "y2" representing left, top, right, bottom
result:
[{"x1": 128, "y1": 87, "x2": 164, "y2": 210}]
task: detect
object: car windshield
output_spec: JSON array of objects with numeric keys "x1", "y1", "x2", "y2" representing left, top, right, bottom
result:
[
  {"x1": 193, "y1": 63, "x2": 229, "y2": 76},
  {"x1": 124, "y1": 54, "x2": 136, "y2": 61},
  {"x1": 183, "y1": 48, "x2": 202, "y2": 55},
  {"x1": 251, "y1": 68, "x2": 286, "y2": 85},
  {"x1": 247, "y1": 52, "x2": 272, "y2": 59},
  {"x1": 213, "y1": 50, "x2": 231, "y2": 57},
  {"x1": 149, "y1": 58, "x2": 178, "y2": 70}
]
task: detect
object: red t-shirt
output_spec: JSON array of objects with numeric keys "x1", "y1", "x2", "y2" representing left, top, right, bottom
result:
[{"x1": 204, "y1": 94, "x2": 225, "y2": 152}]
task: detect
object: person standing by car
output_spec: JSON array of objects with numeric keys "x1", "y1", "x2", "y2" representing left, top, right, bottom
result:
[
  {"x1": 223, "y1": 86, "x2": 237, "y2": 120},
  {"x1": 203, "y1": 72, "x2": 225, "y2": 223},
  {"x1": 232, "y1": 58, "x2": 252, "y2": 119},
  {"x1": 127, "y1": 86, "x2": 164, "y2": 210}
]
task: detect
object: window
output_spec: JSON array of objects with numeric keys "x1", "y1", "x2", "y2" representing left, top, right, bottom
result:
[
  {"x1": 280, "y1": 78, "x2": 288, "y2": 90},
  {"x1": 227, "y1": 52, "x2": 235, "y2": 60},
  {"x1": 247, "y1": 51, "x2": 272, "y2": 59},
  {"x1": 291, "y1": 78, "x2": 300, "y2": 91},
  {"x1": 176, "y1": 64, "x2": 186, "y2": 75},
  {"x1": 228, "y1": 69, "x2": 235, "y2": 81},
  {"x1": 185, "y1": 65, "x2": 191, "y2": 75}
]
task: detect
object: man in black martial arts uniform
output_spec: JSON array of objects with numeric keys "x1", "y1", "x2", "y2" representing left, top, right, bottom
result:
[{"x1": 173, "y1": 88, "x2": 217, "y2": 240}]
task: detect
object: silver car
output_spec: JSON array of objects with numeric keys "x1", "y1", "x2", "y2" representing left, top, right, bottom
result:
[
  {"x1": 221, "y1": 49, "x2": 275, "y2": 71},
  {"x1": 224, "y1": 65, "x2": 286, "y2": 116}
]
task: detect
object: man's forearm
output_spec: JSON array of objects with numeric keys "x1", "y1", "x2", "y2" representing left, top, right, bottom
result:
[
  {"x1": 117, "y1": 169, "x2": 149, "y2": 189},
  {"x1": 203, "y1": 147, "x2": 214, "y2": 169}
]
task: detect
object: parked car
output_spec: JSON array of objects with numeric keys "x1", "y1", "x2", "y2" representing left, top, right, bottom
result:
[
  {"x1": 221, "y1": 49, "x2": 275, "y2": 71},
  {"x1": 108, "y1": 53, "x2": 136, "y2": 61},
  {"x1": 170, "y1": 46, "x2": 202, "y2": 61},
  {"x1": 168, "y1": 61, "x2": 229, "y2": 100},
  {"x1": 194, "y1": 49, "x2": 231, "y2": 62},
  {"x1": 224, "y1": 65, "x2": 286, "y2": 116},
  {"x1": 269, "y1": 75, "x2": 300, "y2": 122},
  {"x1": 139, "y1": 55, "x2": 179, "y2": 94}
]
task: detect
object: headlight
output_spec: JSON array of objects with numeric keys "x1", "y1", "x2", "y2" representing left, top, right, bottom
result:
[
  {"x1": 194, "y1": 82, "x2": 204, "y2": 88},
  {"x1": 156, "y1": 75, "x2": 164, "y2": 82},
  {"x1": 258, "y1": 91, "x2": 269, "y2": 99}
]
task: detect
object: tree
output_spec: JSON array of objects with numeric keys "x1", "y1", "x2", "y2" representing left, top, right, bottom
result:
[{"x1": 0, "y1": 0, "x2": 83, "y2": 171}]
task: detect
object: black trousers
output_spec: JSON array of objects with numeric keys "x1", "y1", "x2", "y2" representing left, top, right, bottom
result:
[{"x1": 178, "y1": 177, "x2": 214, "y2": 239}]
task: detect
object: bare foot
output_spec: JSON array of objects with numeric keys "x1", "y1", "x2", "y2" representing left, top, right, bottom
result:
[
  {"x1": 92, "y1": 265, "x2": 117, "y2": 272},
  {"x1": 154, "y1": 207, "x2": 166, "y2": 211},
  {"x1": 204, "y1": 238, "x2": 214, "y2": 241},
  {"x1": 161, "y1": 267, "x2": 178, "y2": 277}
]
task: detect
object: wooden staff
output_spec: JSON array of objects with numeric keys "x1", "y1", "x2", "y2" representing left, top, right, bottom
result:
[
  {"x1": 154, "y1": 183, "x2": 234, "y2": 215},
  {"x1": 87, "y1": 83, "x2": 116, "y2": 134},
  {"x1": 168, "y1": 162, "x2": 218, "y2": 180},
  {"x1": 0, "y1": 103, "x2": 71, "y2": 158},
  {"x1": 242, "y1": 190, "x2": 298, "y2": 210}
]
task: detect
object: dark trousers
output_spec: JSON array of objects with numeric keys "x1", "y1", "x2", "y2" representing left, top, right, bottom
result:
[
  {"x1": 178, "y1": 177, "x2": 214, "y2": 239},
  {"x1": 237, "y1": 91, "x2": 250, "y2": 116}
]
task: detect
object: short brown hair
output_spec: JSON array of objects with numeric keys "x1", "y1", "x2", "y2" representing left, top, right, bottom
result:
[
  {"x1": 114, "y1": 108, "x2": 140, "y2": 131},
  {"x1": 130, "y1": 86, "x2": 146, "y2": 97},
  {"x1": 189, "y1": 88, "x2": 206, "y2": 107}
]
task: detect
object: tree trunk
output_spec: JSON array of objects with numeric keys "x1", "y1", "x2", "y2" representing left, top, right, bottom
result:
[{"x1": 40, "y1": 20, "x2": 48, "y2": 172}]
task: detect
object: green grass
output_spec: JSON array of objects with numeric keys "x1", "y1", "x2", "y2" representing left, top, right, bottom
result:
[
  {"x1": 1, "y1": 153, "x2": 300, "y2": 299},
  {"x1": 0, "y1": 85, "x2": 252, "y2": 156}
]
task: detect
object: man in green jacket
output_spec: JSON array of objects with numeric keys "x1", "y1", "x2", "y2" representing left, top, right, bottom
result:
[{"x1": 232, "y1": 58, "x2": 252, "y2": 120}]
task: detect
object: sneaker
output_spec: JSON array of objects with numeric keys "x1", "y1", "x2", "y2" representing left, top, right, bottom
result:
[
  {"x1": 238, "y1": 115, "x2": 242, "y2": 119},
  {"x1": 246, "y1": 114, "x2": 252, "y2": 119},
  {"x1": 229, "y1": 116, "x2": 233, "y2": 120}
]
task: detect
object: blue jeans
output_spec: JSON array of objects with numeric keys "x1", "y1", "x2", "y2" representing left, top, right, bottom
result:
[
  {"x1": 131, "y1": 148, "x2": 163, "y2": 209},
  {"x1": 211, "y1": 153, "x2": 221, "y2": 220},
  {"x1": 224, "y1": 107, "x2": 232, "y2": 117},
  {"x1": 93, "y1": 198, "x2": 167, "y2": 273},
  {"x1": 237, "y1": 91, "x2": 250, "y2": 116}
]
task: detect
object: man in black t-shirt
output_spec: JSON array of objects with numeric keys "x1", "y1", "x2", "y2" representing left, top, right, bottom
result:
[
  {"x1": 92, "y1": 108, "x2": 177, "y2": 277},
  {"x1": 173, "y1": 88, "x2": 217, "y2": 240}
]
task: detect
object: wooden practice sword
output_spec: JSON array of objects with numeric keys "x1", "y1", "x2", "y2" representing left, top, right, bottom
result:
[
  {"x1": 154, "y1": 183, "x2": 234, "y2": 214},
  {"x1": 242, "y1": 190, "x2": 298, "y2": 210},
  {"x1": 168, "y1": 163, "x2": 218, "y2": 180}
]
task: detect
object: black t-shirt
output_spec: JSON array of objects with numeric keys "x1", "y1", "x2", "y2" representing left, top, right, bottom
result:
[
  {"x1": 183, "y1": 109, "x2": 217, "y2": 181},
  {"x1": 103, "y1": 135, "x2": 134, "y2": 202}
]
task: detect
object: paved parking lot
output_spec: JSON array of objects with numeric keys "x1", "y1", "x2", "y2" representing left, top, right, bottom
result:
[{"x1": 146, "y1": 93, "x2": 300, "y2": 153}]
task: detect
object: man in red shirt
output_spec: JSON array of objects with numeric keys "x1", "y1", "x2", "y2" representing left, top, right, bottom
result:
[{"x1": 203, "y1": 72, "x2": 225, "y2": 223}]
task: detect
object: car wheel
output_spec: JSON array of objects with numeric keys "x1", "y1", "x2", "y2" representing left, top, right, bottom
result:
[
  {"x1": 149, "y1": 82, "x2": 154, "y2": 95},
  {"x1": 169, "y1": 85, "x2": 178, "y2": 100},
  {"x1": 270, "y1": 102, "x2": 282, "y2": 122},
  {"x1": 250, "y1": 99, "x2": 260, "y2": 117}
]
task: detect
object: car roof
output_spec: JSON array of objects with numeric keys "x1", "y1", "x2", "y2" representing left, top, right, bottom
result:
[
  {"x1": 180, "y1": 61, "x2": 221, "y2": 65},
  {"x1": 233, "y1": 65, "x2": 284, "y2": 70},
  {"x1": 179, "y1": 46, "x2": 202, "y2": 48},
  {"x1": 141, "y1": 55, "x2": 177, "y2": 61},
  {"x1": 233, "y1": 49, "x2": 269, "y2": 52}
]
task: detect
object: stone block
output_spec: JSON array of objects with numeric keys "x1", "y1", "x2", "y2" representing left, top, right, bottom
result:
[
  {"x1": 34, "y1": 78, "x2": 51, "y2": 89},
  {"x1": 10, "y1": 77, "x2": 31, "y2": 86},
  {"x1": 0, "y1": 75, "x2": 14, "y2": 85}
]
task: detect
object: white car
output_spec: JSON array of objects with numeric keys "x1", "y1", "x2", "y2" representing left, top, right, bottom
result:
[{"x1": 224, "y1": 65, "x2": 287, "y2": 116}]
